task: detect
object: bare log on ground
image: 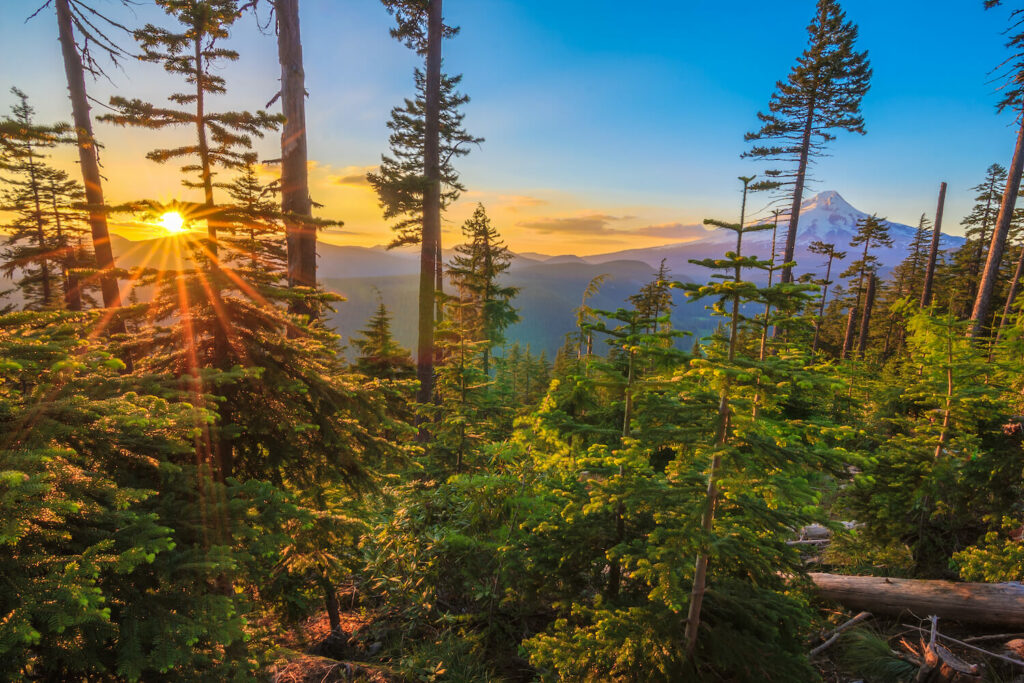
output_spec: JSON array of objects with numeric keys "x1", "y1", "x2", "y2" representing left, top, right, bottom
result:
[{"x1": 810, "y1": 573, "x2": 1024, "y2": 627}]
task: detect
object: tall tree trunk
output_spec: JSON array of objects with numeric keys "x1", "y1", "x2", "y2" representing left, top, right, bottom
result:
[
  {"x1": 26, "y1": 149, "x2": 53, "y2": 308},
  {"x1": 416, "y1": 0, "x2": 443, "y2": 404},
  {"x1": 50, "y1": 181, "x2": 82, "y2": 310},
  {"x1": 841, "y1": 305, "x2": 857, "y2": 359},
  {"x1": 857, "y1": 273, "x2": 876, "y2": 358},
  {"x1": 966, "y1": 178, "x2": 996, "y2": 315},
  {"x1": 276, "y1": 0, "x2": 316, "y2": 318},
  {"x1": 780, "y1": 98, "x2": 816, "y2": 284},
  {"x1": 992, "y1": 245, "x2": 1024, "y2": 353},
  {"x1": 970, "y1": 120, "x2": 1024, "y2": 338},
  {"x1": 920, "y1": 182, "x2": 947, "y2": 308},
  {"x1": 55, "y1": 0, "x2": 123, "y2": 320},
  {"x1": 684, "y1": 181, "x2": 749, "y2": 658},
  {"x1": 811, "y1": 252, "x2": 835, "y2": 353}
]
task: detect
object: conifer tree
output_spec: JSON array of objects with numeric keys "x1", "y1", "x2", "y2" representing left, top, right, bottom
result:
[
  {"x1": 953, "y1": 164, "x2": 1005, "y2": 314},
  {"x1": 971, "y1": 1, "x2": 1024, "y2": 337},
  {"x1": 41, "y1": 0, "x2": 130, "y2": 319},
  {"x1": 371, "y1": 0, "x2": 481, "y2": 403},
  {"x1": 101, "y1": 0, "x2": 281, "y2": 250},
  {"x1": 446, "y1": 204, "x2": 518, "y2": 376},
  {"x1": 0, "y1": 89, "x2": 72, "y2": 311},
  {"x1": 839, "y1": 214, "x2": 891, "y2": 359},
  {"x1": 353, "y1": 299, "x2": 416, "y2": 381},
  {"x1": 744, "y1": 0, "x2": 871, "y2": 284}
]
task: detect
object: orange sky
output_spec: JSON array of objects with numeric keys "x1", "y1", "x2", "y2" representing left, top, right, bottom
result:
[{"x1": 88, "y1": 155, "x2": 709, "y2": 255}]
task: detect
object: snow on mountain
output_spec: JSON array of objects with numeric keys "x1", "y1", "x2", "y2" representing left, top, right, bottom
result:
[{"x1": 586, "y1": 190, "x2": 965, "y2": 280}]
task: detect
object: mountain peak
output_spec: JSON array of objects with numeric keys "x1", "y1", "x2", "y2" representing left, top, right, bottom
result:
[{"x1": 801, "y1": 190, "x2": 854, "y2": 213}]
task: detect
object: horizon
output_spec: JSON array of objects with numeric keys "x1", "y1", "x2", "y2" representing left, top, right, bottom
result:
[{"x1": 0, "y1": 0, "x2": 1015, "y2": 254}]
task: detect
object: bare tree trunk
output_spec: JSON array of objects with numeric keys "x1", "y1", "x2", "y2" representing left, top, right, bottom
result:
[
  {"x1": 780, "y1": 98, "x2": 816, "y2": 285},
  {"x1": 276, "y1": 0, "x2": 316, "y2": 318},
  {"x1": 992, "y1": 245, "x2": 1024, "y2": 354},
  {"x1": 416, "y1": 0, "x2": 443, "y2": 405},
  {"x1": 841, "y1": 305, "x2": 857, "y2": 359},
  {"x1": 811, "y1": 252, "x2": 835, "y2": 354},
  {"x1": 970, "y1": 120, "x2": 1024, "y2": 338},
  {"x1": 920, "y1": 182, "x2": 947, "y2": 308},
  {"x1": 55, "y1": 0, "x2": 123, "y2": 322},
  {"x1": 857, "y1": 273, "x2": 876, "y2": 358}
]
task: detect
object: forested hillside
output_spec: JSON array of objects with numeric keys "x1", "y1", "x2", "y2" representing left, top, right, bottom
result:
[{"x1": 2, "y1": 1, "x2": 1024, "y2": 682}]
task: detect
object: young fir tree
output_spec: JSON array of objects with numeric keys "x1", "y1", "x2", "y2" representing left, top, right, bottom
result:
[
  {"x1": 845, "y1": 305, "x2": 1017, "y2": 576},
  {"x1": 839, "y1": 214, "x2": 891, "y2": 359},
  {"x1": 744, "y1": 0, "x2": 871, "y2": 284},
  {"x1": 371, "y1": 0, "x2": 482, "y2": 403},
  {"x1": 446, "y1": 203, "x2": 519, "y2": 376},
  {"x1": 0, "y1": 89, "x2": 73, "y2": 311},
  {"x1": 352, "y1": 298, "x2": 416, "y2": 381}
]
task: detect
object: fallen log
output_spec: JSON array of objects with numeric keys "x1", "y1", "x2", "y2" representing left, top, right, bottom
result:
[{"x1": 809, "y1": 573, "x2": 1024, "y2": 628}]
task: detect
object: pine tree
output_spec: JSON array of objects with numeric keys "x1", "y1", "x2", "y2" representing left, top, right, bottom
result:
[
  {"x1": 839, "y1": 214, "x2": 891, "y2": 359},
  {"x1": 352, "y1": 299, "x2": 416, "y2": 381},
  {"x1": 371, "y1": 0, "x2": 482, "y2": 403},
  {"x1": 744, "y1": 0, "x2": 871, "y2": 284},
  {"x1": 0, "y1": 89, "x2": 73, "y2": 311},
  {"x1": 446, "y1": 204, "x2": 518, "y2": 376},
  {"x1": 971, "y1": 1, "x2": 1024, "y2": 337},
  {"x1": 953, "y1": 164, "x2": 1006, "y2": 315}
]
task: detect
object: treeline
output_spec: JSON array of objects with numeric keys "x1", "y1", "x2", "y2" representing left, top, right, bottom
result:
[{"x1": 1, "y1": 1, "x2": 1024, "y2": 682}]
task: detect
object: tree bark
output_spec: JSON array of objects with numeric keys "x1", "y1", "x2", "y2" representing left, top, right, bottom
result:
[
  {"x1": 809, "y1": 573, "x2": 1024, "y2": 627},
  {"x1": 970, "y1": 120, "x2": 1024, "y2": 338},
  {"x1": 276, "y1": 0, "x2": 316, "y2": 318},
  {"x1": 416, "y1": 0, "x2": 443, "y2": 404},
  {"x1": 857, "y1": 273, "x2": 876, "y2": 358},
  {"x1": 780, "y1": 98, "x2": 816, "y2": 284},
  {"x1": 994, "y1": 245, "x2": 1024, "y2": 345},
  {"x1": 920, "y1": 182, "x2": 947, "y2": 308},
  {"x1": 55, "y1": 0, "x2": 123, "y2": 320}
]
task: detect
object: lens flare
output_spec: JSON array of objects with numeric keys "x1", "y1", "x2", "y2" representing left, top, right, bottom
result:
[{"x1": 159, "y1": 211, "x2": 187, "y2": 234}]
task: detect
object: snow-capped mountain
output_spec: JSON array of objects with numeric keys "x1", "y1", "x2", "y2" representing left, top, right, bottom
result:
[{"x1": 586, "y1": 190, "x2": 965, "y2": 280}]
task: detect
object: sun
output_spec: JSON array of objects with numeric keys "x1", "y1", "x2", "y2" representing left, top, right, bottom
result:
[{"x1": 159, "y1": 211, "x2": 187, "y2": 234}]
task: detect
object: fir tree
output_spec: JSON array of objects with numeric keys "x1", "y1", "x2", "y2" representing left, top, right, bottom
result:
[
  {"x1": 101, "y1": 0, "x2": 281, "y2": 249},
  {"x1": 35, "y1": 0, "x2": 131, "y2": 319},
  {"x1": 744, "y1": 0, "x2": 871, "y2": 283},
  {"x1": 0, "y1": 89, "x2": 73, "y2": 311},
  {"x1": 446, "y1": 204, "x2": 518, "y2": 376},
  {"x1": 953, "y1": 164, "x2": 1006, "y2": 315},
  {"x1": 352, "y1": 298, "x2": 416, "y2": 381},
  {"x1": 371, "y1": 0, "x2": 481, "y2": 403},
  {"x1": 971, "y1": 1, "x2": 1024, "y2": 337}
]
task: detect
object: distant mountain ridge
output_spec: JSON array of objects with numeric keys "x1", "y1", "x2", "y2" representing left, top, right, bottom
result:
[{"x1": 82, "y1": 191, "x2": 967, "y2": 356}]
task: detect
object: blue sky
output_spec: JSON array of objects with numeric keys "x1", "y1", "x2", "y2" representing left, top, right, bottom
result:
[{"x1": 0, "y1": 0, "x2": 1017, "y2": 252}]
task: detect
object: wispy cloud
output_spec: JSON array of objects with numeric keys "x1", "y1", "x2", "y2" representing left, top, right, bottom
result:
[
  {"x1": 326, "y1": 164, "x2": 378, "y2": 188},
  {"x1": 631, "y1": 222, "x2": 708, "y2": 240},
  {"x1": 517, "y1": 213, "x2": 631, "y2": 236}
]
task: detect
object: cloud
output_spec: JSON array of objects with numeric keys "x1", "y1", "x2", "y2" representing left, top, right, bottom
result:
[
  {"x1": 631, "y1": 222, "x2": 708, "y2": 240},
  {"x1": 517, "y1": 213, "x2": 629, "y2": 236},
  {"x1": 326, "y1": 164, "x2": 378, "y2": 188}
]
